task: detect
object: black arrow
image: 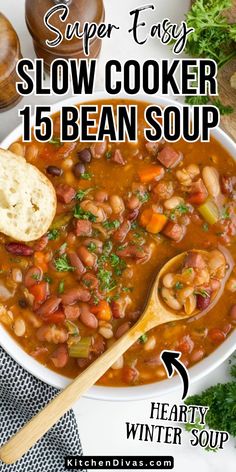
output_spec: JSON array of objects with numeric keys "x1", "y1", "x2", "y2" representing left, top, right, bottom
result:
[{"x1": 160, "y1": 350, "x2": 189, "y2": 400}]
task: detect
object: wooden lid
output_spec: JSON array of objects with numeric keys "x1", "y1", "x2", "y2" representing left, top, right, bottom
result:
[
  {"x1": 25, "y1": 0, "x2": 105, "y2": 54},
  {"x1": 0, "y1": 14, "x2": 21, "y2": 82}
]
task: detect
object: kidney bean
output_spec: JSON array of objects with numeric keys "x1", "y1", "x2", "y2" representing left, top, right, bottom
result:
[
  {"x1": 64, "y1": 304, "x2": 80, "y2": 320},
  {"x1": 51, "y1": 344, "x2": 69, "y2": 368},
  {"x1": 24, "y1": 266, "x2": 43, "y2": 288},
  {"x1": 190, "y1": 349, "x2": 205, "y2": 363},
  {"x1": 229, "y1": 305, "x2": 236, "y2": 324},
  {"x1": 122, "y1": 365, "x2": 139, "y2": 384},
  {"x1": 73, "y1": 162, "x2": 86, "y2": 178},
  {"x1": 34, "y1": 235, "x2": 49, "y2": 251},
  {"x1": 113, "y1": 221, "x2": 131, "y2": 243},
  {"x1": 127, "y1": 208, "x2": 139, "y2": 222},
  {"x1": 36, "y1": 296, "x2": 62, "y2": 316},
  {"x1": 126, "y1": 195, "x2": 140, "y2": 210},
  {"x1": 61, "y1": 286, "x2": 91, "y2": 305},
  {"x1": 196, "y1": 292, "x2": 211, "y2": 311},
  {"x1": 81, "y1": 272, "x2": 99, "y2": 290},
  {"x1": 46, "y1": 165, "x2": 63, "y2": 177},
  {"x1": 80, "y1": 303, "x2": 98, "y2": 329},
  {"x1": 115, "y1": 322, "x2": 131, "y2": 338},
  {"x1": 36, "y1": 325, "x2": 68, "y2": 344},
  {"x1": 78, "y1": 148, "x2": 92, "y2": 163},
  {"x1": 77, "y1": 246, "x2": 97, "y2": 268},
  {"x1": 208, "y1": 328, "x2": 226, "y2": 344},
  {"x1": 68, "y1": 252, "x2": 85, "y2": 278},
  {"x1": 5, "y1": 243, "x2": 34, "y2": 257}
]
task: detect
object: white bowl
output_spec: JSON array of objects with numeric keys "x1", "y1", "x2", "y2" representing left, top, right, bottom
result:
[{"x1": 1, "y1": 92, "x2": 236, "y2": 401}]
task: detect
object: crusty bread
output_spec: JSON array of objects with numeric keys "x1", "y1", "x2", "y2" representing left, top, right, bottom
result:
[{"x1": 0, "y1": 148, "x2": 57, "y2": 242}]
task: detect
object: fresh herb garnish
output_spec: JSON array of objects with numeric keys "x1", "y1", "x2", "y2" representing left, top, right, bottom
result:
[
  {"x1": 202, "y1": 222, "x2": 209, "y2": 232},
  {"x1": 49, "y1": 136, "x2": 61, "y2": 146},
  {"x1": 175, "y1": 282, "x2": 184, "y2": 290},
  {"x1": 139, "y1": 334, "x2": 148, "y2": 344},
  {"x1": 81, "y1": 172, "x2": 92, "y2": 180},
  {"x1": 44, "y1": 275, "x2": 52, "y2": 284},
  {"x1": 103, "y1": 220, "x2": 121, "y2": 230},
  {"x1": 194, "y1": 289, "x2": 210, "y2": 298},
  {"x1": 47, "y1": 229, "x2": 60, "y2": 240},
  {"x1": 54, "y1": 255, "x2": 75, "y2": 272},
  {"x1": 31, "y1": 273, "x2": 41, "y2": 281},
  {"x1": 74, "y1": 204, "x2": 97, "y2": 222},
  {"x1": 122, "y1": 287, "x2": 134, "y2": 293},
  {"x1": 169, "y1": 204, "x2": 189, "y2": 220},
  {"x1": 221, "y1": 206, "x2": 230, "y2": 220},
  {"x1": 105, "y1": 151, "x2": 112, "y2": 160},
  {"x1": 97, "y1": 268, "x2": 117, "y2": 292},
  {"x1": 75, "y1": 188, "x2": 93, "y2": 201},
  {"x1": 87, "y1": 242, "x2": 97, "y2": 253},
  {"x1": 135, "y1": 190, "x2": 150, "y2": 203},
  {"x1": 58, "y1": 280, "x2": 65, "y2": 294}
]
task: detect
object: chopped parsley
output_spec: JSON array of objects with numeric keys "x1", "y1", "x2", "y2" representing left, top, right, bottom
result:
[
  {"x1": 58, "y1": 280, "x2": 65, "y2": 294},
  {"x1": 81, "y1": 172, "x2": 93, "y2": 180},
  {"x1": 44, "y1": 275, "x2": 52, "y2": 284},
  {"x1": 221, "y1": 206, "x2": 230, "y2": 220},
  {"x1": 47, "y1": 228, "x2": 60, "y2": 240},
  {"x1": 103, "y1": 219, "x2": 121, "y2": 230},
  {"x1": 105, "y1": 151, "x2": 112, "y2": 160},
  {"x1": 54, "y1": 254, "x2": 75, "y2": 272},
  {"x1": 31, "y1": 273, "x2": 41, "y2": 281},
  {"x1": 139, "y1": 334, "x2": 148, "y2": 344},
  {"x1": 103, "y1": 240, "x2": 113, "y2": 255},
  {"x1": 49, "y1": 136, "x2": 61, "y2": 146},
  {"x1": 169, "y1": 204, "x2": 189, "y2": 221},
  {"x1": 175, "y1": 282, "x2": 184, "y2": 290},
  {"x1": 75, "y1": 188, "x2": 93, "y2": 201},
  {"x1": 194, "y1": 289, "x2": 210, "y2": 298},
  {"x1": 97, "y1": 268, "x2": 117, "y2": 292},
  {"x1": 135, "y1": 190, "x2": 150, "y2": 203},
  {"x1": 202, "y1": 223, "x2": 209, "y2": 232},
  {"x1": 87, "y1": 242, "x2": 97, "y2": 253},
  {"x1": 74, "y1": 204, "x2": 97, "y2": 222}
]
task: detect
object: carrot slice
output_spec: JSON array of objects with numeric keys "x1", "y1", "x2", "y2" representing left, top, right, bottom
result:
[
  {"x1": 90, "y1": 300, "x2": 112, "y2": 321},
  {"x1": 29, "y1": 281, "x2": 49, "y2": 304},
  {"x1": 140, "y1": 208, "x2": 153, "y2": 227},
  {"x1": 138, "y1": 166, "x2": 164, "y2": 183},
  {"x1": 34, "y1": 251, "x2": 48, "y2": 273},
  {"x1": 146, "y1": 213, "x2": 167, "y2": 234}
]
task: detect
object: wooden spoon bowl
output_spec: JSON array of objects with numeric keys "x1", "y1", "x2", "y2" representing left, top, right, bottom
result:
[{"x1": 0, "y1": 248, "x2": 233, "y2": 464}]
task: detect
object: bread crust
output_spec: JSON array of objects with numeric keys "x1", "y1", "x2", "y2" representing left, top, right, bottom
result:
[{"x1": 0, "y1": 148, "x2": 57, "y2": 241}]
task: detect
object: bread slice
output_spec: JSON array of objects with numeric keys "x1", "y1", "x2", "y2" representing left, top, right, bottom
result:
[{"x1": 0, "y1": 148, "x2": 57, "y2": 241}]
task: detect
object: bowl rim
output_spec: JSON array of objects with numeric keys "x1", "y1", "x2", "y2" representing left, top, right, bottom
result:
[{"x1": 1, "y1": 91, "x2": 236, "y2": 401}]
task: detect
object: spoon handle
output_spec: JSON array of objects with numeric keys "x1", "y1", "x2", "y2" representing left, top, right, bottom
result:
[{"x1": 0, "y1": 321, "x2": 148, "y2": 464}]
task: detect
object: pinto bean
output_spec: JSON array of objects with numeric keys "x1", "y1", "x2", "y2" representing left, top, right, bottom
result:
[
  {"x1": 115, "y1": 322, "x2": 131, "y2": 338},
  {"x1": 61, "y1": 286, "x2": 91, "y2": 305},
  {"x1": 91, "y1": 141, "x2": 107, "y2": 158},
  {"x1": 68, "y1": 252, "x2": 85, "y2": 278},
  {"x1": 36, "y1": 296, "x2": 62, "y2": 316},
  {"x1": 5, "y1": 243, "x2": 34, "y2": 257},
  {"x1": 51, "y1": 344, "x2": 69, "y2": 368},
  {"x1": 190, "y1": 349, "x2": 205, "y2": 363},
  {"x1": 110, "y1": 195, "x2": 125, "y2": 214},
  {"x1": 77, "y1": 246, "x2": 97, "y2": 268},
  {"x1": 36, "y1": 325, "x2": 68, "y2": 343},
  {"x1": 113, "y1": 220, "x2": 131, "y2": 242},
  {"x1": 80, "y1": 303, "x2": 98, "y2": 329},
  {"x1": 64, "y1": 304, "x2": 80, "y2": 320},
  {"x1": 24, "y1": 266, "x2": 43, "y2": 288},
  {"x1": 84, "y1": 238, "x2": 103, "y2": 254},
  {"x1": 116, "y1": 244, "x2": 151, "y2": 263},
  {"x1": 34, "y1": 235, "x2": 49, "y2": 251},
  {"x1": 94, "y1": 190, "x2": 108, "y2": 202},
  {"x1": 112, "y1": 149, "x2": 125, "y2": 165},
  {"x1": 126, "y1": 195, "x2": 140, "y2": 210},
  {"x1": 81, "y1": 272, "x2": 99, "y2": 289}
]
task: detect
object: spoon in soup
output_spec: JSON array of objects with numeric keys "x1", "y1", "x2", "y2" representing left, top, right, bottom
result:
[{"x1": 0, "y1": 247, "x2": 233, "y2": 464}]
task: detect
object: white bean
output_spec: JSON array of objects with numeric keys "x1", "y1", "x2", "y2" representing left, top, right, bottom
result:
[
  {"x1": 208, "y1": 250, "x2": 226, "y2": 275},
  {"x1": 176, "y1": 169, "x2": 192, "y2": 186},
  {"x1": 112, "y1": 355, "x2": 124, "y2": 370},
  {"x1": 164, "y1": 196, "x2": 184, "y2": 210},
  {"x1": 13, "y1": 318, "x2": 26, "y2": 337},
  {"x1": 12, "y1": 268, "x2": 23, "y2": 283},
  {"x1": 177, "y1": 286, "x2": 194, "y2": 303},
  {"x1": 202, "y1": 166, "x2": 220, "y2": 197},
  {"x1": 110, "y1": 195, "x2": 125, "y2": 214},
  {"x1": 184, "y1": 294, "x2": 197, "y2": 315},
  {"x1": 162, "y1": 273, "x2": 175, "y2": 289},
  {"x1": 186, "y1": 164, "x2": 200, "y2": 179},
  {"x1": 161, "y1": 288, "x2": 182, "y2": 311},
  {"x1": 144, "y1": 335, "x2": 156, "y2": 351},
  {"x1": 99, "y1": 327, "x2": 113, "y2": 339}
]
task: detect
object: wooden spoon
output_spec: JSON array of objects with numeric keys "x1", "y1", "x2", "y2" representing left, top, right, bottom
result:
[{"x1": 0, "y1": 248, "x2": 233, "y2": 464}]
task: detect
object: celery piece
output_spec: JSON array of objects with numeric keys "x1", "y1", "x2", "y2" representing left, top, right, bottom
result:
[
  {"x1": 198, "y1": 199, "x2": 219, "y2": 225},
  {"x1": 65, "y1": 320, "x2": 79, "y2": 336},
  {"x1": 68, "y1": 337, "x2": 92, "y2": 358},
  {"x1": 50, "y1": 213, "x2": 72, "y2": 230}
]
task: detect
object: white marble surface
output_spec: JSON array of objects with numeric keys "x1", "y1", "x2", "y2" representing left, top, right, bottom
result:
[{"x1": 0, "y1": 1, "x2": 235, "y2": 471}]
